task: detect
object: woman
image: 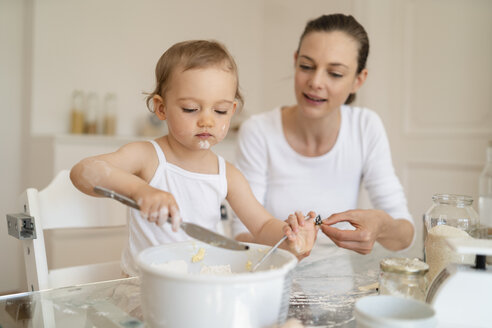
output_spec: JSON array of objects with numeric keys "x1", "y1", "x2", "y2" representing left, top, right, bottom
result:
[{"x1": 232, "y1": 14, "x2": 414, "y2": 254}]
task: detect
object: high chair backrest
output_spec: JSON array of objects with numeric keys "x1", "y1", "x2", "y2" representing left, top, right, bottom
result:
[{"x1": 19, "y1": 170, "x2": 128, "y2": 291}]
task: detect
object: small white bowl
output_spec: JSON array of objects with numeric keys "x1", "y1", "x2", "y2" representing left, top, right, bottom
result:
[{"x1": 355, "y1": 295, "x2": 437, "y2": 328}]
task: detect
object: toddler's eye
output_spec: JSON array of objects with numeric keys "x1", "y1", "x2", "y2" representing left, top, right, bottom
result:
[
  {"x1": 215, "y1": 109, "x2": 228, "y2": 115},
  {"x1": 182, "y1": 108, "x2": 197, "y2": 113}
]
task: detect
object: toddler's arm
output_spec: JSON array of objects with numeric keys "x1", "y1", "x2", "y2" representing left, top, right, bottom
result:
[
  {"x1": 225, "y1": 162, "x2": 318, "y2": 258},
  {"x1": 70, "y1": 141, "x2": 181, "y2": 229}
]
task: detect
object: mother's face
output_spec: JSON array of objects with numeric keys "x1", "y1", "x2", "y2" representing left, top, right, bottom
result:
[{"x1": 294, "y1": 31, "x2": 367, "y2": 117}]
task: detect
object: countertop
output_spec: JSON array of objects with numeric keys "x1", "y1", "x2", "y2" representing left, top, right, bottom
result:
[{"x1": 0, "y1": 240, "x2": 398, "y2": 328}]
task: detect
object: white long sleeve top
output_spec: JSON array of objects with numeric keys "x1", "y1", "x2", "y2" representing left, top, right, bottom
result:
[{"x1": 231, "y1": 106, "x2": 413, "y2": 238}]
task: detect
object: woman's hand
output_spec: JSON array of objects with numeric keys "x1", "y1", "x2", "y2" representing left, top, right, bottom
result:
[
  {"x1": 283, "y1": 211, "x2": 319, "y2": 259},
  {"x1": 132, "y1": 185, "x2": 181, "y2": 231},
  {"x1": 320, "y1": 209, "x2": 413, "y2": 254}
]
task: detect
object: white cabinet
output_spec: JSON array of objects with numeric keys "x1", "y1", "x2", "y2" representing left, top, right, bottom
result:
[{"x1": 26, "y1": 134, "x2": 144, "y2": 190}]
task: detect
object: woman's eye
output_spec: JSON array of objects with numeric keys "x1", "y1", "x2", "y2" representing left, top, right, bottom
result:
[
  {"x1": 182, "y1": 108, "x2": 197, "y2": 113},
  {"x1": 330, "y1": 72, "x2": 343, "y2": 78},
  {"x1": 299, "y1": 64, "x2": 313, "y2": 71}
]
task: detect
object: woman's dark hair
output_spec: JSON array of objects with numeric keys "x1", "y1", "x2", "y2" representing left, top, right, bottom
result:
[{"x1": 297, "y1": 14, "x2": 369, "y2": 104}]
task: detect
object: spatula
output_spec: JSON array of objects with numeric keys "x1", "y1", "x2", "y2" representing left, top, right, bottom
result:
[
  {"x1": 93, "y1": 186, "x2": 249, "y2": 251},
  {"x1": 252, "y1": 214, "x2": 322, "y2": 271}
]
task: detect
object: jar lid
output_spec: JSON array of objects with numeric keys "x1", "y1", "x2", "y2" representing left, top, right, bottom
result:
[
  {"x1": 380, "y1": 257, "x2": 429, "y2": 275},
  {"x1": 432, "y1": 194, "x2": 473, "y2": 206}
]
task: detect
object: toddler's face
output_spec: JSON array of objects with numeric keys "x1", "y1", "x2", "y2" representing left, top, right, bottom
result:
[{"x1": 161, "y1": 66, "x2": 237, "y2": 150}]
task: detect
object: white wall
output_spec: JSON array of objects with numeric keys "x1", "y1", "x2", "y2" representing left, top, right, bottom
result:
[
  {"x1": 30, "y1": 0, "x2": 264, "y2": 136},
  {"x1": 0, "y1": 0, "x2": 28, "y2": 293},
  {"x1": 261, "y1": 0, "x2": 357, "y2": 111}
]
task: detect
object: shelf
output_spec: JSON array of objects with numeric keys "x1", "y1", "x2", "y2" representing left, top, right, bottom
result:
[{"x1": 26, "y1": 133, "x2": 238, "y2": 190}]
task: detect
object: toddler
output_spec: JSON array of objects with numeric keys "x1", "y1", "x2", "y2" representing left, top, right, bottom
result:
[{"x1": 70, "y1": 40, "x2": 318, "y2": 276}]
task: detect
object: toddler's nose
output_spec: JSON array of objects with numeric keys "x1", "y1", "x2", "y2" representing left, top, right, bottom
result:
[{"x1": 198, "y1": 112, "x2": 214, "y2": 127}]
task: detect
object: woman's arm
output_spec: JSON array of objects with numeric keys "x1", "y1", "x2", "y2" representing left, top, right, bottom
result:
[
  {"x1": 318, "y1": 110, "x2": 415, "y2": 253},
  {"x1": 360, "y1": 111, "x2": 414, "y2": 226}
]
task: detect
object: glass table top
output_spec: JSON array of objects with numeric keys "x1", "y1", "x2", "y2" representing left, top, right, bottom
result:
[{"x1": 0, "y1": 241, "x2": 402, "y2": 328}]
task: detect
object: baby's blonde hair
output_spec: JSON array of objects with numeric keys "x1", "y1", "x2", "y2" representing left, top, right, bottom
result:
[{"x1": 146, "y1": 40, "x2": 244, "y2": 112}]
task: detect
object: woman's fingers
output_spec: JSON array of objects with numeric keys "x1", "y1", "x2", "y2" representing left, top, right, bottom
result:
[
  {"x1": 323, "y1": 210, "x2": 361, "y2": 226},
  {"x1": 320, "y1": 209, "x2": 392, "y2": 254},
  {"x1": 320, "y1": 225, "x2": 364, "y2": 241},
  {"x1": 320, "y1": 225, "x2": 374, "y2": 254}
]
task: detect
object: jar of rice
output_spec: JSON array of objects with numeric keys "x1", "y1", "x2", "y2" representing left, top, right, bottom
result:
[{"x1": 423, "y1": 194, "x2": 479, "y2": 285}]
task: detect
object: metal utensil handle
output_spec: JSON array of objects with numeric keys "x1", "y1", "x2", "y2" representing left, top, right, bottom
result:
[
  {"x1": 252, "y1": 235, "x2": 288, "y2": 272},
  {"x1": 93, "y1": 186, "x2": 140, "y2": 210},
  {"x1": 252, "y1": 214, "x2": 321, "y2": 272}
]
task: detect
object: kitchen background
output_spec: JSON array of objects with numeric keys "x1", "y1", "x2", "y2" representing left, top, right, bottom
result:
[{"x1": 1, "y1": 0, "x2": 491, "y2": 294}]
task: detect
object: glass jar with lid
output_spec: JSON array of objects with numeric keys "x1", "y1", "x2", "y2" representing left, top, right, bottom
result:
[
  {"x1": 424, "y1": 194, "x2": 479, "y2": 235},
  {"x1": 423, "y1": 194, "x2": 479, "y2": 285},
  {"x1": 379, "y1": 257, "x2": 428, "y2": 301}
]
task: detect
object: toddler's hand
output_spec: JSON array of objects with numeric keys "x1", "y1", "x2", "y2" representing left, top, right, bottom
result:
[
  {"x1": 133, "y1": 185, "x2": 181, "y2": 231},
  {"x1": 283, "y1": 211, "x2": 319, "y2": 259}
]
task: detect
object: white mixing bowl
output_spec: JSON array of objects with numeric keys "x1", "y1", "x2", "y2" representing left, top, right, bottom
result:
[{"x1": 137, "y1": 241, "x2": 298, "y2": 328}]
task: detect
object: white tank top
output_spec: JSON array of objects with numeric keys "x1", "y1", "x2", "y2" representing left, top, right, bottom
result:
[{"x1": 121, "y1": 140, "x2": 228, "y2": 276}]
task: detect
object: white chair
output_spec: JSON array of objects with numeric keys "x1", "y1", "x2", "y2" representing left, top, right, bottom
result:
[{"x1": 18, "y1": 170, "x2": 128, "y2": 291}]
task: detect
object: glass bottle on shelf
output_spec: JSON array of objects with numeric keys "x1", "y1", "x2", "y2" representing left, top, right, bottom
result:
[
  {"x1": 84, "y1": 92, "x2": 99, "y2": 134},
  {"x1": 423, "y1": 194, "x2": 479, "y2": 285},
  {"x1": 102, "y1": 93, "x2": 117, "y2": 135},
  {"x1": 479, "y1": 141, "x2": 492, "y2": 239},
  {"x1": 70, "y1": 90, "x2": 85, "y2": 134}
]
